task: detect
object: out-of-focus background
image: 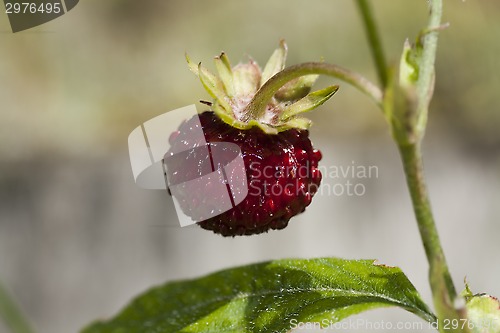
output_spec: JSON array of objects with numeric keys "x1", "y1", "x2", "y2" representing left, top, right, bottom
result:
[{"x1": 1, "y1": 1, "x2": 499, "y2": 332}]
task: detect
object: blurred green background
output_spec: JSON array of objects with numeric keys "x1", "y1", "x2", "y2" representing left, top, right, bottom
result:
[{"x1": 0, "y1": 1, "x2": 499, "y2": 332}]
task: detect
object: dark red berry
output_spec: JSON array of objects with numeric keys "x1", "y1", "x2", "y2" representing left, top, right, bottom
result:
[
  {"x1": 165, "y1": 111, "x2": 322, "y2": 236},
  {"x1": 171, "y1": 41, "x2": 337, "y2": 235}
]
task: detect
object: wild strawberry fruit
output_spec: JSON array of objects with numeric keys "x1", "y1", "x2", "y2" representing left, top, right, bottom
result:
[{"x1": 165, "y1": 41, "x2": 337, "y2": 236}]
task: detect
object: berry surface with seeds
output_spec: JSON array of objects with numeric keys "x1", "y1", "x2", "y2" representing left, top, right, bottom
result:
[{"x1": 166, "y1": 111, "x2": 322, "y2": 236}]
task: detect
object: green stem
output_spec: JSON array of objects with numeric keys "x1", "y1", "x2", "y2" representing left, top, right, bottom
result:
[
  {"x1": 244, "y1": 62, "x2": 382, "y2": 120},
  {"x1": 0, "y1": 281, "x2": 34, "y2": 333},
  {"x1": 398, "y1": 141, "x2": 464, "y2": 333},
  {"x1": 398, "y1": 142, "x2": 456, "y2": 297},
  {"x1": 414, "y1": 0, "x2": 443, "y2": 137},
  {"x1": 408, "y1": 0, "x2": 459, "y2": 307},
  {"x1": 355, "y1": 0, "x2": 388, "y2": 88}
]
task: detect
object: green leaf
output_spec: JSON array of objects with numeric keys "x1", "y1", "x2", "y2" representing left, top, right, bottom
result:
[{"x1": 82, "y1": 258, "x2": 435, "y2": 333}]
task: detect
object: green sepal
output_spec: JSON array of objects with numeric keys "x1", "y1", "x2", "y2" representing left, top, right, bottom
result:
[
  {"x1": 232, "y1": 61, "x2": 261, "y2": 97},
  {"x1": 197, "y1": 63, "x2": 232, "y2": 113},
  {"x1": 395, "y1": 37, "x2": 430, "y2": 144},
  {"x1": 275, "y1": 75, "x2": 319, "y2": 102},
  {"x1": 280, "y1": 85, "x2": 339, "y2": 121},
  {"x1": 214, "y1": 52, "x2": 234, "y2": 97},
  {"x1": 247, "y1": 119, "x2": 279, "y2": 134},
  {"x1": 186, "y1": 41, "x2": 339, "y2": 134},
  {"x1": 260, "y1": 39, "x2": 288, "y2": 86},
  {"x1": 383, "y1": 66, "x2": 418, "y2": 145},
  {"x1": 276, "y1": 117, "x2": 312, "y2": 131},
  {"x1": 212, "y1": 102, "x2": 240, "y2": 126},
  {"x1": 185, "y1": 53, "x2": 199, "y2": 75},
  {"x1": 213, "y1": 103, "x2": 279, "y2": 134}
]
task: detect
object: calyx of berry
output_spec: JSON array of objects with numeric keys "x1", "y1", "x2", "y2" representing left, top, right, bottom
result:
[{"x1": 186, "y1": 40, "x2": 339, "y2": 134}]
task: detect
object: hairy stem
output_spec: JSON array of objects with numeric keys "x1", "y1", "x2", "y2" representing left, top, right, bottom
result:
[
  {"x1": 415, "y1": 0, "x2": 443, "y2": 137},
  {"x1": 398, "y1": 142, "x2": 465, "y2": 332},
  {"x1": 398, "y1": 142, "x2": 456, "y2": 296},
  {"x1": 0, "y1": 282, "x2": 34, "y2": 333},
  {"x1": 245, "y1": 62, "x2": 382, "y2": 120},
  {"x1": 355, "y1": 0, "x2": 388, "y2": 88},
  {"x1": 412, "y1": 0, "x2": 459, "y2": 310}
]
